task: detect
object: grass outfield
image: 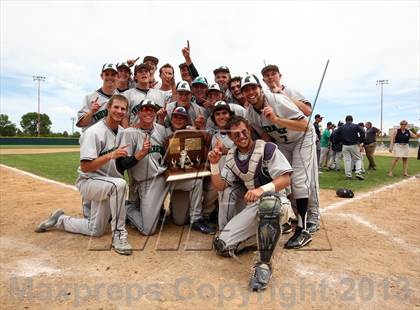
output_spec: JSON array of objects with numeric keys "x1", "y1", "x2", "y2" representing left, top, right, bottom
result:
[
  {"x1": 0, "y1": 152, "x2": 419, "y2": 191},
  {"x1": 0, "y1": 152, "x2": 80, "y2": 184},
  {"x1": 319, "y1": 156, "x2": 420, "y2": 191}
]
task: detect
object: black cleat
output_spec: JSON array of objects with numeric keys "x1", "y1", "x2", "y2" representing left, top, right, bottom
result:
[
  {"x1": 249, "y1": 262, "x2": 272, "y2": 291},
  {"x1": 191, "y1": 220, "x2": 216, "y2": 235},
  {"x1": 285, "y1": 227, "x2": 312, "y2": 249},
  {"x1": 281, "y1": 222, "x2": 293, "y2": 234}
]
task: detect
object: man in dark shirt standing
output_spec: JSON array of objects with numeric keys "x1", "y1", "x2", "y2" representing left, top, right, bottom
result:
[
  {"x1": 363, "y1": 121, "x2": 380, "y2": 170},
  {"x1": 335, "y1": 115, "x2": 365, "y2": 180},
  {"x1": 328, "y1": 121, "x2": 344, "y2": 171},
  {"x1": 313, "y1": 114, "x2": 322, "y2": 168}
]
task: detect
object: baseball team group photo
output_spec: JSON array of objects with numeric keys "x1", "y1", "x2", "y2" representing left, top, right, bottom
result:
[{"x1": 1, "y1": 1, "x2": 419, "y2": 309}]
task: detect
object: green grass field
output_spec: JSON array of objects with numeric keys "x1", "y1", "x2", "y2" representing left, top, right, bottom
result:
[
  {"x1": 319, "y1": 156, "x2": 420, "y2": 191},
  {"x1": 0, "y1": 152, "x2": 419, "y2": 191},
  {"x1": 0, "y1": 152, "x2": 80, "y2": 184}
]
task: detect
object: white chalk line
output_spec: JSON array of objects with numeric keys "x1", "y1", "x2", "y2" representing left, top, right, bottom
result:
[
  {"x1": 2, "y1": 164, "x2": 419, "y2": 254},
  {"x1": 321, "y1": 176, "x2": 419, "y2": 254},
  {"x1": 0, "y1": 164, "x2": 78, "y2": 191},
  {"x1": 322, "y1": 176, "x2": 417, "y2": 213},
  {"x1": 334, "y1": 213, "x2": 420, "y2": 254}
]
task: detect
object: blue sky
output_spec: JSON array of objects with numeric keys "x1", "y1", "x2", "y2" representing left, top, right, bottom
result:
[{"x1": 1, "y1": 1, "x2": 419, "y2": 133}]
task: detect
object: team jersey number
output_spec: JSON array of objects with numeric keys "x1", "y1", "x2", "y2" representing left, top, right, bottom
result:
[{"x1": 262, "y1": 125, "x2": 288, "y2": 142}]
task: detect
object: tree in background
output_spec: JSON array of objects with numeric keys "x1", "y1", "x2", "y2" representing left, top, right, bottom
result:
[
  {"x1": 20, "y1": 112, "x2": 52, "y2": 135},
  {"x1": 0, "y1": 114, "x2": 17, "y2": 136}
]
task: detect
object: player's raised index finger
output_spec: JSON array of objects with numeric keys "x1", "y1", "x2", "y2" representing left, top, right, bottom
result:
[{"x1": 187, "y1": 40, "x2": 190, "y2": 49}]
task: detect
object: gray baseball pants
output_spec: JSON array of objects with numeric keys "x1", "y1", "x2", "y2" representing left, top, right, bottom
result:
[
  {"x1": 126, "y1": 175, "x2": 169, "y2": 236},
  {"x1": 169, "y1": 178, "x2": 204, "y2": 225},
  {"x1": 218, "y1": 191, "x2": 293, "y2": 248},
  {"x1": 343, "y1": 144, "x2": 363, "y2": 177},
  {"x1": 56, "y1": 176, "x2": 128, "y2": 239}
]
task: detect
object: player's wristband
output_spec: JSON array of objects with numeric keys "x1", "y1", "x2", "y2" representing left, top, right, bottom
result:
[
  {"x1": 210, "y1": 164, "x2": 220, "y2": 175},
  {"x1": 260, "y1": 182, "x2": 275, "y2": 193}
]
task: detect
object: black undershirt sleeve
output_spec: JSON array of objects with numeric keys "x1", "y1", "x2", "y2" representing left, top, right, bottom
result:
[
  {"x1": 188, "y1": 63, "x2": 199, "y2": 80},
  {"x1": 116, "y1": 156, "x2": 138, "y2": 173}
]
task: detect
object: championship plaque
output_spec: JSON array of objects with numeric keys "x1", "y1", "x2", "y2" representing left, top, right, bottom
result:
[{"x1": 165, "y1": 130, "x2": 211, "y2": 181}]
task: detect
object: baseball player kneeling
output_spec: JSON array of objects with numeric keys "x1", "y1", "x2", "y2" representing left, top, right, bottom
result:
[
  {"x1": 208, "y1": 116, "x2": 293, "y2": 291},
  {"x1": 35, "y1": 95, "x2": 133, "y2": 256}
]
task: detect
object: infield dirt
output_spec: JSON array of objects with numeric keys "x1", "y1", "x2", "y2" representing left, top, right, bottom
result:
[{"x1": 0, "y1": 166, "x2": 419, "y2": 309}]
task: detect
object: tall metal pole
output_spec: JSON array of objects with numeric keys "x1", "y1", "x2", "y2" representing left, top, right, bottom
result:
[
  {"x1": 33, "y1": 75, "x2": 46, "y2": 136},
  {"x1": 71, "y1": 117, "x2": 76, "y2": 135},
  {"x1": 376, "y1": 79, "x2": 388, "y2": 137}
]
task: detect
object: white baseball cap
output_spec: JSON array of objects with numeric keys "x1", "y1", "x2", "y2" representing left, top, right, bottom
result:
[
  {"x1": 117, "y1": 62, "x2": 131, "y2": 72},
  {"x1": 139, "y1": 99, "x2": 159, "y2": 111},
  {"x1": 192, "y1": 76, "x2": 209, "y2": 87},
  {"x1": 213, "y1": 66, "x2": 230, "y2": 75},
  {"x1": 240, "y1": 74, "x2": 261, "y2": 90},
  {"x1": 207, "y1": 83, "x2": 222, "y2": 93},
  {"x1": 102, "y1": 63, "x2": 118, "y2": 73},
  {"x1": 176, "y1": 81, "x2": 191, "y2": 92}
]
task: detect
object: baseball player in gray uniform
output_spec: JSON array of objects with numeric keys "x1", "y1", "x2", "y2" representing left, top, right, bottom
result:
[
  {"x1": 209, "y1": 101, "x2": 236, "y2": 229},
  {"x1": 77, "y1": 63, "x2": 120, "y2": 131},
  {"x1": 123, "y1": 63, "x2": 167, "y2": 125},
  {"x1": 119, "y1": 100, "x2": 208, "y2": 235},
  {"x1": 76, "y1": 63, "x2": 121, "y2": 219},
  {"x1": 164, "y1": 81, "x2": 205, "y2": 128},
  {"x1": 208, "y1": 115, "x2": 293, "y2": 291},
  {"x1": 119, "y1": 99, "x2": 168, "y2": 235},
  {"x1": 164, "y1": 106, "x2": 214, "y2": 233},
  {"x1": 242, "y1": 74, "x2": 315, "y2": 249},
  {"x1": 191, "y1": 76, "x2": 209, "y2": 107},
  {"x1": 211, "y1": 102, "x2": 295, "y2": 232},
  {"x1": 213, "y1": 66, "x2": 233, "y2": 103},
  {"x1": 116, "y1": 62, "x2": 133, "y2": 94},
  {"x1": 35, "y1": 95, "x2": 132, "y2": 255},
  {"x1": 204, "y1": 83, "x2": 247, "y2": 133},
  {"x1": 143, "y1": 55, "x2": 161, "y2": 89},
  {"x1": 261, "y1": 64, "x2": 320, "y2": 234}
]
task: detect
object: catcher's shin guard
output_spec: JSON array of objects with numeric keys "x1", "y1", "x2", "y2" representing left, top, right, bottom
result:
[{"x1": 257, "y1": 192, "x2": 283, "y2": 263}]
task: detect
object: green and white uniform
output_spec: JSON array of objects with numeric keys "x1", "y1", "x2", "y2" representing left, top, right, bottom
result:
[
  {"x1": 270, "y1": 86, "x2": 320, "y2": 226},
  {"x1": 164, "y1": 101, "x2": 205, "y2": 128},
  {"x1": 77, "y1": 89, "x2": 115, "y2": 131},
  {"x1": 205, "y1": 103, "x2": 247, "y2": 133},
  {"x1": 121, "y1": 124, "x2": 168, "y2": 235},
  {"x1": 247, "y1": 92, "x2": 317, "y2": 202},
  {"x1": 123, "y1": 88, "x2": 167, "y2": 125},
  {"x1": 55, "y1": 120, "x2": 128, "y2": 241}
]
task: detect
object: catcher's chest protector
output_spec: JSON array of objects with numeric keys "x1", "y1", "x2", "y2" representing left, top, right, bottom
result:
[{"x1": 225, "y1": 140, "x2": 276, "y2": 190}]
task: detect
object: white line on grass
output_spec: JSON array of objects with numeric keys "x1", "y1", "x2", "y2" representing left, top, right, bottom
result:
[
  {"x1": 322, "y1": 176, "x2": 416, "y2": 213},
  {"x1": 0, "y1": 164, "x2": 78, "y2": 191},
  {"x1": 335, "y1": 213, "x2": 420, "y2": 254}
]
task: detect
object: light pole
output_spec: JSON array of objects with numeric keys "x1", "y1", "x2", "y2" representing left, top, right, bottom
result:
[
  {"x1": 376, "y1": 79, "x2": 388, "y2": 137},
  {"x1": 32, "y1": 75, "x2": 46, "y2": 136},
  {"x1": 70, "y1": 117, "x2": 76, "y2": 135}
]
